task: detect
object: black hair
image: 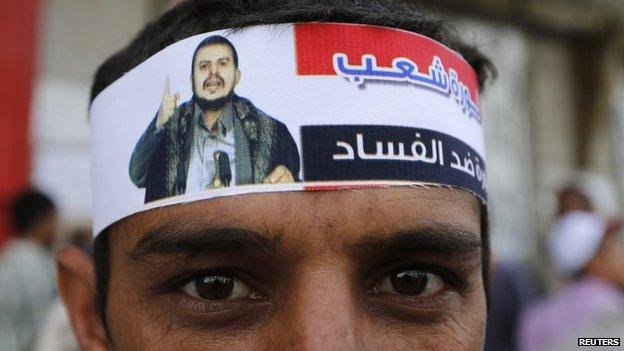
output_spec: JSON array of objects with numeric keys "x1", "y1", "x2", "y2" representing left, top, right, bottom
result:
[
  {"x1": 92, "y1": 0, "x2": 496, "y2": 330},
  {"x1": 90, "y1": 0, "x2": 496, "y2": 102},
  {"x1": 10, "y1": 189, "x2": 56, "y2": 234}
]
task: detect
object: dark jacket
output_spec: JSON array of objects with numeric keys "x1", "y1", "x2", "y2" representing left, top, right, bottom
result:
[{"x1": 129, "y1": 95, "x2": 300, "y2": 203}]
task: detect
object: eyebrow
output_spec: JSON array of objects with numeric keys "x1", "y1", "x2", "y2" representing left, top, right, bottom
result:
[
  {"x1": 129, "y1": 222, "x2": 480, "y2": 265},
  {"x1": 129, "y1": 223, "x2": 282, "y2": 263},
  {"x1": 198, "y1": 57, "x2": 230, "y2": 65},
  {"x1": 354, "y1": 223, "x2": 482, "y2": 258}
]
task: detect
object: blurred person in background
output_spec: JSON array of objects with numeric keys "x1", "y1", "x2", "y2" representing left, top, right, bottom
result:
[
  {"x1": 484, "y1": 179, "x2": 596, "y2": 351},
  {"x1": 556, "y1": 185, "x2": 592, "y2": 216},
  {"x1": 556, "y1": 173, "x2": 620, "y2": 218},
  {"x1": 0, "y1": 189, "x2": 59, "y2": 351},
  {"x1": 518, "y1": 211, "x2": 624, "y2": 351}
]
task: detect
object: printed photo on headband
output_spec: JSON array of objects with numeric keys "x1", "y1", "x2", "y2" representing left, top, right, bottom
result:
[
  {"x1": 129, "y1": 35, "x2": 300, "y2": 203},
  {"x1": 90, "y1": 22, "x2": 487, "y2": 235}
]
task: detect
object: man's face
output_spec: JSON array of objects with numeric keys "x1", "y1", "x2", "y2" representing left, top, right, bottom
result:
[
  {"x1": 557, "y1": 190, "x2": 591, "y2": 215},
  {"x1": 192, "y1": 44, "x2": 240, "y2": 101},
  {"x1": 33, "y1": 211, "x2": 59, "y2": 249},
  {"x1": 103, "y1": 187, "x2": 486, "y2": 350}
]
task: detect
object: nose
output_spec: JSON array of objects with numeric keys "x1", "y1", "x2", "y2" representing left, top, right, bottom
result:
[
  {"x1": 210, "y1": 63, "x2": 222, "y2": 78},
  {"x1": 278, "y1": 264, "x2": 363, "y2": 350}
]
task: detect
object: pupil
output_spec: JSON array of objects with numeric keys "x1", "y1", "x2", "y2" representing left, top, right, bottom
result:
[
  {"x1": 196, "y1": 274, "x2": 234, "y2": 300},
  {"x1": 390, "y1": 270, "x2": 428, "y2": 296}
]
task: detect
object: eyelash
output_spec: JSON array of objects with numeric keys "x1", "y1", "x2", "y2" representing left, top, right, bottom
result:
[
  {"x1": 367, "y1": 262, "x2": 466, "y2": 295},
  {"x1": 157, "y1": 268, "x2": 239, "y2": 295}
]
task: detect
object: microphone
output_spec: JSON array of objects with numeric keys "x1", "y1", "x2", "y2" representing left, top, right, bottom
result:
[{"x1": 214, "y1": 151, "x2": 232, "y2": 187}]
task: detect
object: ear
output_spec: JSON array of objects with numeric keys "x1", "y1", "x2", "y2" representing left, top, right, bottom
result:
[
  {"x1": 57, "y1": 247, "x2": 110, "y2": 351},
  {"x1": 234, "y1": 69, "x2": 241, "y2": 87}
]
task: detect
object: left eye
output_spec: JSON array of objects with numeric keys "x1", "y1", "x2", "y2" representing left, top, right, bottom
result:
[
  {"x1": 372, "y1": 268, "x2": 444, "y2": 297},
  {"x1": 182, "y1": 273, "x2": 264, "y2": 301}
]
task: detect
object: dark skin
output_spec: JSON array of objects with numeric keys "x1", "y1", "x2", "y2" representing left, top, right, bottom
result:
[
  {"x1": 57, "y1": 187, "x2": 486, "y2": 350},
  {"x1": 585, "y1": 229, "x2": 624, "y2": 291}
]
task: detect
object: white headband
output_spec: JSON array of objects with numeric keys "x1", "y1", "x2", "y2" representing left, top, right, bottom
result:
[{"x1": 90, "y1": 22, "x2": 487, "y2": 236}]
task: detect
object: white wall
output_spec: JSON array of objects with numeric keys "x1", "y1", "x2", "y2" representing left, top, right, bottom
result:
[
  {"x1": 31, "y1": 0, "x2": 155, "y2": 223},
  {"x1": 458, "y1": 20, "x2": 537, "y2": 261},
  {"x1": 528, "y1": 37, "x2": 579, "y2": 235}
]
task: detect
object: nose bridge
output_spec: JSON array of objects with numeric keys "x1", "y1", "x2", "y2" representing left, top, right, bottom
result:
[
  {"x1": 283, "y1": 263, "x2": 361, "y2": 350},
  {"x1": 208, "y1": 60, "x2": 216, "y2": 76}
]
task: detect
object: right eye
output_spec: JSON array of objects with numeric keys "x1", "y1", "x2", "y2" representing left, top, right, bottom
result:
[
  {"x1": 368, "y1": 266, "x2": 447, "y2": 299},
  {"x1": 376, "y1": 268, "x2": 445, "y2": 297},
  {"x1": 182, "y1": 272, "x2": 265, "y2": 301}
]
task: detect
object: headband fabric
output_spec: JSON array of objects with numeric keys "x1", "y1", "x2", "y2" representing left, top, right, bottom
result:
[{"x1": 90, "y1": 22, "x2": 487, "y2": 236}]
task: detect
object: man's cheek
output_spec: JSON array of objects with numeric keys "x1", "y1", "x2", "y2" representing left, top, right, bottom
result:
[
  {"x1": 369, "y1": 296, "x2": 486, "y2": 350},
  {"x1": 359, "y1": 323, "x2": 476, "y2": 351},
  {"x1": 435, "y1": 310, "x2": 486, "y2": 350},
  {"x1": 111, "y1": 320, "x2": 267, "y2": 351}
]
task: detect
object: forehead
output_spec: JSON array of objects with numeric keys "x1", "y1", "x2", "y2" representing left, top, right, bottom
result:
[
  {"x1": 110, "y1": 187, "x2": 481, "y2": 252},
  {"x1": 194, "y1": 43, "x2": 234, "y2": 62}
]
